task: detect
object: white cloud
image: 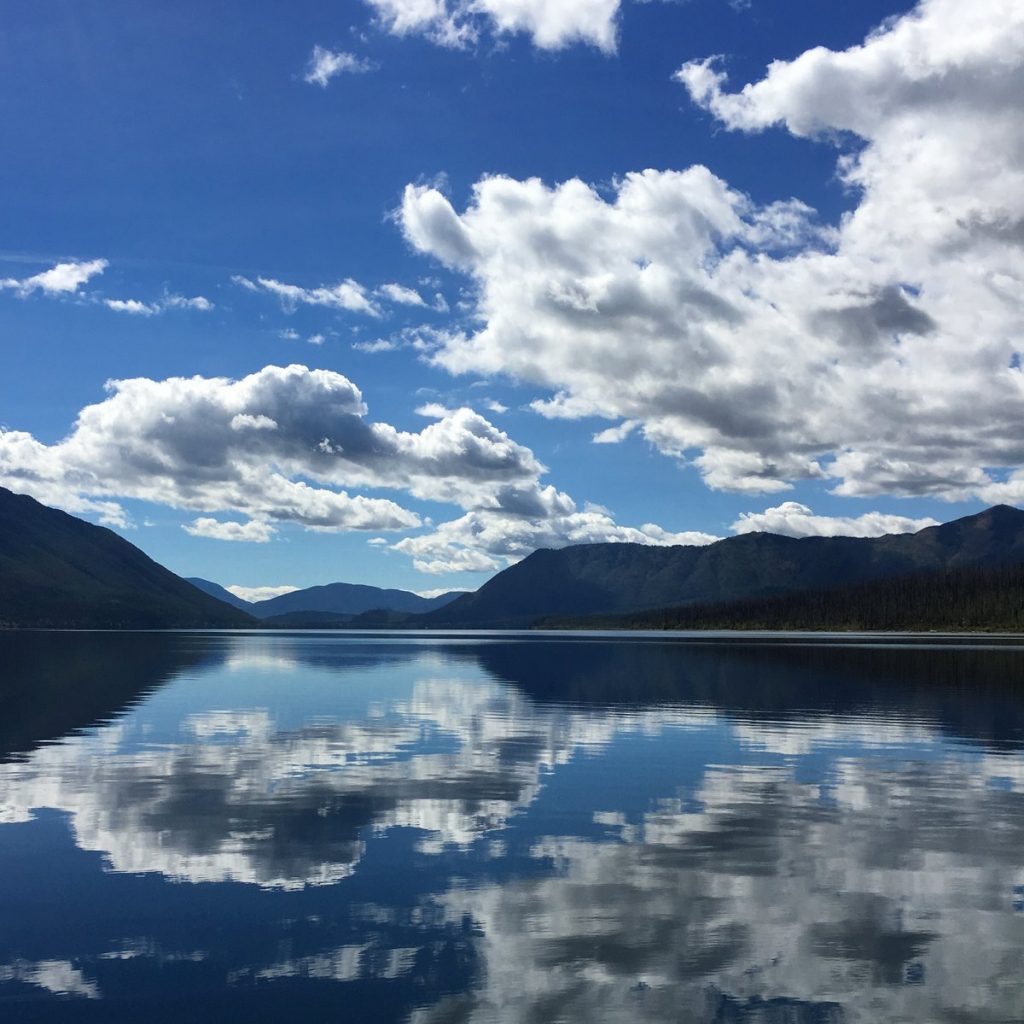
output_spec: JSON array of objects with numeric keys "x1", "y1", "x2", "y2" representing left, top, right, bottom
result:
[
  {"x1": 163, "y1": 293, "x2": 214, "y2": 311},
  {"x1": 307, "y1": 333, "x2": 326, "y2": 346},
  {"x1": 400, "y1": 0, "x2": 1024, "y2": 504},
  {"x1": 353, "y1": 338, "x2": 399, "y2": 353},
  {"x1": 231, "y1": 274, "x2": 260, "y2": 292},
  {"x1": 0, "y1": 365, "x2": 447, "y2": 534},
  {"x1": 225, "y1": 584, "x2": 300, "y2": 603},
  {"x1": 0, "y1": 258, "x2": 107, "y2": 297},
  {"x1": 230, "y1": 413, "x2": 277, "y2": 431},
  {"x1": 365, "y1": 0, "x2": 621, "y2": 52},
  {"x1": 393, "y1": 494, "x2": 720, "y2": 574},
  {"x1": 415, "y1": 402, "x2": 451, "y2": 418},
  {"x1": 303, "y1": 46, "x2": 376, "y2": 87},
  {"x1": 731, "y1": 501, "x2": 939, "y2": 538},
  {"x1": 593, "y1": 419, "x2": 638, "y2": 444},
  {"x1": 0, "y1": 364, "x2": 695, "y2": 566},
  {"x1": 104, "y1": 298, "x2": 157, "y2": 316},
  {"x1": 233, "y1": 275, "x2": 379, "y2": 316},
  {"x1": 104, "y1": 293, "x2": 213, "y2": 316},
  {"x1": 184, "y1": 518, "x2": 277, "y2": 543},
  {"x1": 378, "y1": 282, "x2": 427, "y2": 307}
]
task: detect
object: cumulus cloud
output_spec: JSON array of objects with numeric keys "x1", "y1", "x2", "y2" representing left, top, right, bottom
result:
[
  {"x1": 183, "y1": 518, "x2": 277, "y2": 543},
  {"x1": 0, "y1": 364, "x2": 496, "y2": 535},
  {"x1": 399, "y1": 0, "x2": 1024, "y2": 504},
  {"x1": 0, "y1": 258, "x2": 107, "y2": 297},
  {"x1": 233, "y1": 275, "x2": 379, "y2": 316},
  {"x1": 731, "y1": 501, "x2": 939, "y2": 538},
  {"x1": 303, "y1": 46, "x2": 376, "y2": 87},
  {"x1": 0, "y1": 364, "x2": 695, "y2": 569},
  {"x1": 364, "y1": 0, "x2": 621, "y2": 52}
]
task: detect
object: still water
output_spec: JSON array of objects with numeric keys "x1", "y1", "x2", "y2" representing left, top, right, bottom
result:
[{"x1": 0, "y1": 630, "x2": 1023, "y2": 1023}]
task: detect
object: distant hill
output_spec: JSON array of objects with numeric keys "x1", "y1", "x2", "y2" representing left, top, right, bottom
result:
[
  {"x1": 422, "y1": 506, "x2": 1024, "y2": 628},
  {"x1": 259, "y1": 610, "x2": 356, "y2": 628},
  {"x1": 0, "y1": 487, "x2": 254, "y2": 629},
  {"x1": 541, "y1": 563, "x2": 1024, "y2": 633},
  {"x1": 186, "y1": 578, "x2": 256, "y2": 612},
  {"x1": 247, "y1": 582, "x2": 462, "y2": 619}
]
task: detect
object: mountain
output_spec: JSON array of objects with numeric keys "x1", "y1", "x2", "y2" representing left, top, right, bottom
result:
[
  {"x1": 541, "y1": 563, "x2": 1024, "y2": 633},
  {"x1": 0, "y1": 487, "x2": 254, "y2": 628},
  {"x1": 247, "y1": 582, "x2": 462, "y2": 619},
  {"x1": 186, "y1": 578, "x2": 256, "y2": 612},
  {"x1": 259, "y1": 611, "x2": 357, "y2": 628},
  {"x1": 422, "y1": 506, "x2": 1024, "y2": 628}
]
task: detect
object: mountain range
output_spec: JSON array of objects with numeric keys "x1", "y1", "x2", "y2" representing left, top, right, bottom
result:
[
  {"x1": 2, "y1": 483, "x2": 1024, "y2": 631},
  {"x1": 414, "y1": 504, "x2": 1024, "y2": 628},
  {"x1": 186, "y1": 578, "x2": 461, "y2": 621}
]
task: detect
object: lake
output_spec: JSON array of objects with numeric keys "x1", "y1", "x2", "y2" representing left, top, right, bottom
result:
[{"x1": 0, "y1": 630, "x2": 1023, "y2": 1022}]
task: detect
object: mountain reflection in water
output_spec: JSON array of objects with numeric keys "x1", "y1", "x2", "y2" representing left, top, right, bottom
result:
[{"x1": 0, "y1": 631, "x2": 1022, "y2": 1023}]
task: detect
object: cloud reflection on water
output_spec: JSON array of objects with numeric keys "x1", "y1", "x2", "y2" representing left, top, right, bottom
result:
[{"x1": 0, "y1": 634, "x2": 1021, "y2": 1021}]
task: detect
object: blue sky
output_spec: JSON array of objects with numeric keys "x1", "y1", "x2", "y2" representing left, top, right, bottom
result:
[{"x1": 2, "y1": 0, "x2": 1021, "y2": 598}]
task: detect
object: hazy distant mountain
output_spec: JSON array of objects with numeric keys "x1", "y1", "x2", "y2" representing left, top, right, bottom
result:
[
  {"x1": 0, "y1": 487, "x2": 254, "y2": 629},
  {"x1": 186, "y1": 578, "x2": 256, "y2": 612},
  {"x1": 246, "y1": 582, "x2": 462, "y2": 619},
  {"x1": 423, "y1": 506, "x2": 1024, "y2": 628}
]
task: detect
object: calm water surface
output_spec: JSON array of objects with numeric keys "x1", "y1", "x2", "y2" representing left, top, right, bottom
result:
[{"x1": 0, "y1": 631, "x2": 1023, "y2": 1023}]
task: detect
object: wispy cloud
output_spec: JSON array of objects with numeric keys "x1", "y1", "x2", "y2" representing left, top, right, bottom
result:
[
  {"x1": 377, "y1": 282, "x2": 427, "y2": 307},
  {"x1": 303, "y1": 46, "x2": 377, "y2": 87},
  {"x1": 104, "y1": 293, "x2": 213, "y2": 316},
  {"x1": 353, "y1": 338, "x2": 398, "y2": 353},
  {"x1": 233, "y1": 274, "x2": 380, "y2": 316}
]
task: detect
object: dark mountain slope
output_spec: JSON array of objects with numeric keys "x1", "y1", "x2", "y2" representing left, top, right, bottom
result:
[
  {"x1": 249, "y1": 582, "x2": 461, "y2": 619},
  {"x1": 424, "y1": 506, "x2": 1024, "y2": 628},
  {"x1": 0, "y1": 487, "x2": 254, "y2": 628},
  {"x1": 542, "y1": 563, "x2": 1024, "y2": 633}
]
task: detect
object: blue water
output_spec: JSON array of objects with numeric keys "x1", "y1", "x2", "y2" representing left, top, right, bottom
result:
[{"x1": 0, "y1": 631, "x2": 1023, "y2": 1022}]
